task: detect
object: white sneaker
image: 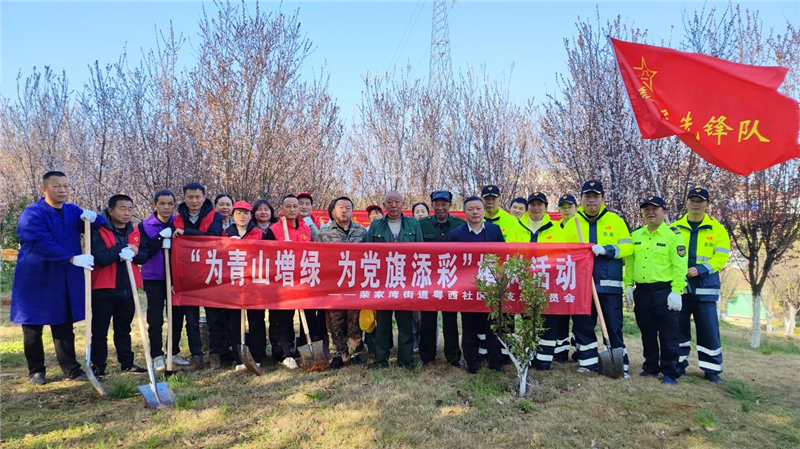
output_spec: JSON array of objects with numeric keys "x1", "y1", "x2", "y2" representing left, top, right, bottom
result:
[
  {"x1": 172, "y1": 355, "x2": 191, "y2": 366},
  {"x1": 235, "y1": 364, "x2": 246, "y2": 371},
  {"x1": 577, "y1": 367, "x2": 590, "y2": 373},
  {"x1": 623, "y1": 373, "x2": 631, "y2": 379},
  {"x1": 282, "y1": 358, "x2": 299, "y2": 369},
  {"x1": 153, "y1": 355, "x2": 166, "y2": 372}
]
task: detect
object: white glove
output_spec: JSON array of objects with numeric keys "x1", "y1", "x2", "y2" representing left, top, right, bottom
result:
[
  {"x1": 667, "y1": 292, "x2": 682, "y2": 311},
  {"x1": 80, "y1": 210, "x2": 98, "y2": 223},
  {"x1": 162, "y1": 238, "x2": 171, "y2": 249},
  {"x1": 625, "y1": 286, "x2": 635, "y2": 307},
  {"x1": 159, "y1": 228, "x2": 172, "y2": 239},
  {"x1": 119, "y1": 247, "x2": 135, "y2": 262},
  {"x1": 230, "y1": 235, "x2": 241, "y2": 239},
  {"x1": 72, "y1": 254, "x2": 94, "y2": 271},
  {"x1": 591, "y1": 244, "x2": 607, "y2": 256}
]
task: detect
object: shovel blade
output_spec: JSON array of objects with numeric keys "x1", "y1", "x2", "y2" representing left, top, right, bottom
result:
[
  {"x1": 82, "y1": 359, "x2": 106, "y2": 398},
  {"x1": 236, "y1": 344, "x2": 263, "y2": 376},
  {"x1": 598, "y1": 347, "x2": 625, "y2": 379},
  {"x1": 137, "y1": 382, "x2": 176, "y2": 409},
  {"x1": 298, "y1": 341, "x2": 328, "y2": 372}
]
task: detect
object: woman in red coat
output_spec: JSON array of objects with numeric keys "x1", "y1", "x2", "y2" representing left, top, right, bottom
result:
[{"x1": 223, "y1": 201, "x2": 267, "y2": 368}]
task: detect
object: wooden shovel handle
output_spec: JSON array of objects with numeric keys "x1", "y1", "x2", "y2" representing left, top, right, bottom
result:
[
  {"x1": 281, "y1": 216, "x2": 311, "y2": 342},
  {"x1": 241, "y1": 309, "x2": 247, "y2": 345},
  {"x1": 164, "y1": 248, "x2": 174, "y2": 371},
  {"x1": 83, "y1": 219, "x2": 92, "y2": 349},
  {"x1": 574, "y1": 217, "x2": 612, "y2": 344},
  {"x1": 127, "y1": 260, "x2": 159, "y2": 398}
]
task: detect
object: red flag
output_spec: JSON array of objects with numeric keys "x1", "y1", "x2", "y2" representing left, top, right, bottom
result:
[{"x1": 611, "y1": 38, "x2": 800, "y2": 175}]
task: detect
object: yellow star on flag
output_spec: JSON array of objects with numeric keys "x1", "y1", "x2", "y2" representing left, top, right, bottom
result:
[{"x1": 633, "y1": 56, "x2": 658, "y2": 92}]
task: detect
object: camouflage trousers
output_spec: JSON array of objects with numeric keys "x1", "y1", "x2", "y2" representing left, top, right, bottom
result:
[{"x1": 325, "y1": 309, "x2": 363, "y2": 359}]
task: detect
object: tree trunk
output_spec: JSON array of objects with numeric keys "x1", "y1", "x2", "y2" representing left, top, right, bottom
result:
[
  {"x1": 519, "y1": 365, "x2": 529, "y2": 397},
  {"x1": 751, "y1": 292, "x2": 762, "y2": 348},
  {"x1": 786, "y1": 305, "x2": 797, "y2": 337},
  {"x1": 765, "y1": 306, "x2": 774, "y2": 333}
]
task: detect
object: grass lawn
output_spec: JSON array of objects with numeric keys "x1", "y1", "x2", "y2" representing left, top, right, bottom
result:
[{"x1": 2, "y1": 296, "x2": 799, "y2": 448}]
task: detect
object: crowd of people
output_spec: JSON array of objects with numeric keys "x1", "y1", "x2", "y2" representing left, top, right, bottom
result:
[{"x1": 11, "y1": 171, "x2": 730, "y2": 387}]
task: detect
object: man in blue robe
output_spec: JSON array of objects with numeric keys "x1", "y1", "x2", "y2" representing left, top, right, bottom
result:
[{"x1": 11, "y1": 171, "x2": 103, "y2": 385}]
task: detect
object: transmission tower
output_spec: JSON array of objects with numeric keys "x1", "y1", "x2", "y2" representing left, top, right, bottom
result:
[{"x1": 429, "y1": 0, "x2": 453, "y2": 92}]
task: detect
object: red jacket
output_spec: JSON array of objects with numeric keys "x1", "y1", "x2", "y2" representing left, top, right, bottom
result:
[
  {"x1": 174, "y1": 211, "x2": 215, "y2": 234},
  {"x1": 92, "y1": 226, "x2": 143, "y2": 290},
  {"x1": 225, "y1": 222, "x2": 264, "y2": 240},
  {"x1": 267, "y1": 218, "x2": 311, "y2": 242}
]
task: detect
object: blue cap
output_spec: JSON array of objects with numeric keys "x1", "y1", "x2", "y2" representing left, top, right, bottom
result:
[
  {"x1": 430, "y1": 190, "x2": 453, "y2": 202},
  {"x1": 687, "y1": 186, "x2": 710, "y2": 201},
  {"x1": 558, "y1": 194, "x2": 577, "y2": 206},
  {"x1": 527, "y1": 192, "x2": 548, "y2": 205},
  {"x1": 581, "y1": 180, "x2": 604, "y2": 195},
  {"x1": 640, "y1": 195, "x2": 666, "y2": 209},
  {"x1": 481, "y1": 185, "x2": 501, "y2": 197}
]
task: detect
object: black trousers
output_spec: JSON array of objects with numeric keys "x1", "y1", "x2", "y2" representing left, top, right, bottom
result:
[
  {"x1": 22, "y1": 307, "x2": 81, "y2": 378},
  {"x1": 175, "y1": 305, "x2": 203, "y2": 356},
  {"x1": 461, "y1": 312, "x2": 503, "y2": 372},
  {"x1": 224, "y1": 308, "x2": 267, "y2": 364},
  {"x1": 634, "y1": 282, "x2": 681, "y2": 379},
  {"x1": 143, "y1": 280, "x2": 184, "y2": 358},
  {"x1": 419, "y1": 311, "x2": 462, "y2": 363},
  {"x1": 207, "y1": 307, "x2": 234, "y2": 359},
  {"x1": 91, "y1": 290, "x2": 135, "y2": 371},
  {"x1": 269, "y1": 309, "x2": 296, "y2": 361}
]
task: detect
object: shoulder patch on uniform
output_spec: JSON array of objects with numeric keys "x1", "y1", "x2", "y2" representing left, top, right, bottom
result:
[
  {"x1": 671, "y1": 227, "x2": 681, "y2": 235},
  {"x1": 677, "y1": 245, "x2": 686, "y2": 257}
]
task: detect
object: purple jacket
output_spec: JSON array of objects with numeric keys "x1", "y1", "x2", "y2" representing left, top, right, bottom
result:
[{"x1": 138, "y1": 212, "x2": 174, "y2": 281}]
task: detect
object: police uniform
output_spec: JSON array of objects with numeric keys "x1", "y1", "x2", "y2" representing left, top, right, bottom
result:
[
  {"x1": 673, "y1": 187, "x2": 730, "y2": 381},
  {"x1": 562, "y1": 180, "x2": 633, "y2": 373},
  {"x1": 521, "y1": 193, "x2": 569, "y2": 370},
  {"x1": 624, "y1": 196, "x2": 688, "y2": 383}
]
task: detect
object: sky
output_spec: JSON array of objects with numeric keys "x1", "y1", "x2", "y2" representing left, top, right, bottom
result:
[{"x1": 1, "y1": 1, "x2": 798, "y2": 120}]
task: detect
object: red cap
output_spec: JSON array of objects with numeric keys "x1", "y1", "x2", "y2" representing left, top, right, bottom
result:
[
  {"x1": 232, "y1": 200, "x2": 252, "y2": 212},
  {"x1": 296, "y1": 192, "x2": 313, "y2": 201},
  {"x1": 366, "y1": 205, "x2": 382, "y2": 214}
]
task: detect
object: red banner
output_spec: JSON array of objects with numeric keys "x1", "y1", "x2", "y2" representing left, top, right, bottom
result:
[{"x1": 171, "y1": 236, "x2": 593, "y2": 314}]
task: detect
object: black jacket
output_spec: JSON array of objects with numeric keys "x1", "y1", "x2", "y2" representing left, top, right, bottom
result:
[
  {"x1": 177, "y1": 199, "x2": 223, "y2": 236},
  {"x1": 91, "y1": 210, "x2": 150, "y2": 296}
]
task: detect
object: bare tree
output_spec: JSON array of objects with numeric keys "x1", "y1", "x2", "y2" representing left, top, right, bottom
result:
[
  {"x1": 768, "y1": 255, "x2": 800, "y2": 337},
  {"x1": 719, "y1": 161, "x2": 800, "y2": 347}
]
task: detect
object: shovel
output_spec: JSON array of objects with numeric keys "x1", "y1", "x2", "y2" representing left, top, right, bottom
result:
[
  {"x1": 281, "y1": 216, "x2": 327, "y2": 372},
  {"x1": 236, "y1": 310, "x2": 262, "y2": 375},
  {"x1": 297, "y1": 310, "x2": 328, "y2": 372},
  {"x1": 126, "y1": 260, "x2": 176, "y2": 408},
  {"x1": 574, "y1": 217, "x2": 625, "y2": 379},
  {"x1": 82, "y1": 219, "x2": 106, "y2": 397},
  {"x1": 163, "y1": 248, "x2": 179, "y2": 375}
]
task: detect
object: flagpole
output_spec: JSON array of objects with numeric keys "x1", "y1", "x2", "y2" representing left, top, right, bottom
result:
[{"x1": 608, "y1": 35, "x2": 669, "y2": 222}]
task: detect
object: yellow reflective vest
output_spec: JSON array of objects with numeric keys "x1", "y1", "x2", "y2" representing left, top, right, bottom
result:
[
  {"x1": 562, "y1": 205, "x2": 633, "y2": 294},
  {"x1": 673, "y1": 213, "x2": 731, "y2": 301},
  {"x1": 521, "y1": 212, "x2": 564, "y2": 243},
  {"x1": 484, "y1": 208, "x2": 531, "y2": 243}
]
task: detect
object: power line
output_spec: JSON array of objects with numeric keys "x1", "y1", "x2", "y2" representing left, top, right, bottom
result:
[{"x1": 388, "y1": 0, "x2": 426, "y2": 73}]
